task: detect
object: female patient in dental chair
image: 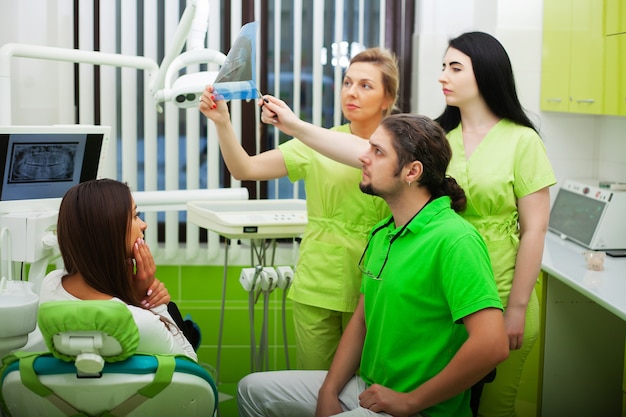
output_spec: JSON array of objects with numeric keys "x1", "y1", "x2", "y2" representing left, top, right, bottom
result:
[{"x1": 36, "y1": 178, "x2": 197, "y2": 361}]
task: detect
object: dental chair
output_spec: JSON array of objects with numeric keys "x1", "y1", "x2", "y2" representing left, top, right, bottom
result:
[{"x1": 0, "y1": 300, "x2": 217, "y2": 417}]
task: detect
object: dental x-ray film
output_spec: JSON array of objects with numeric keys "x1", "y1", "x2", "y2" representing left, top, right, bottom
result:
[{"x1": 213, "y1": 21, "x2": 259, "y2": 101}]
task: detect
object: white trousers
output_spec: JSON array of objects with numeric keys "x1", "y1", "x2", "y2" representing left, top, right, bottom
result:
[{"x1": 237, "y1": 370, "x2": 425, "y2": 417}]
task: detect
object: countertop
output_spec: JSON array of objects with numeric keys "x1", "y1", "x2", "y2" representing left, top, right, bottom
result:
[{"x1": 542, "y1": 231, "x2": 626, "y2": 321}]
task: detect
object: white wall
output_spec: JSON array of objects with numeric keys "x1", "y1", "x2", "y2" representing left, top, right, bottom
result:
[
  {"x1": 0, "y1": 0, "x2": 75, "y2": 125},
  {"x1": 412, "y1": 0, "x2": 626, "y2": 197}
]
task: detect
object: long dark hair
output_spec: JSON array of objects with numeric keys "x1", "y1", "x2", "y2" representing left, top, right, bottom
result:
[
  {"x1": 57, "y1": 179, "x2": 140, "y2": 306},
  {"x1": 435, "y1": 31, "x2": 536, "y2": 134},
  {"x1": 383, "y1": 114, "x2": 466, "y2": 212}
]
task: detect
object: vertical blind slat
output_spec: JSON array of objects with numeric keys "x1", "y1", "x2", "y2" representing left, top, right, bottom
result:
[
  {"x1": 97, "y1": 0, "x2": 117, "y2": 180},
  {"x1": 292, "y1": 0, "x2": 303, "y2": 199},
  {"x1": 78, "y1": 0, "x2": 95, "y2": 125},
  {"x1": 271, "y1": 0, "x2": 282, "y2": 197},
  {"x1": 333, "y1": 0, "x2": 344, "y2": 127},
  {"x1": 205, "y1": 0, "x2": 222, "y2": 259},
  {"x1": 311, "y1": 2, "x2": 324, "y2": 127},
  {"x1": 120, "y1": 0, "x2": 138, "y2": 189},
  {"x1": 143, "y1": 0, "x2": 158, "y2": 193},
  {"x1": 163, "y1": 1, "x2": 181, "y2": 258}
]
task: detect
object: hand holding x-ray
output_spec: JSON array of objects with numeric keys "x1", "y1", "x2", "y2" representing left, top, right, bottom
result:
[{"x1": 213, "y1": 21, "x2": 260, "y2": 101}]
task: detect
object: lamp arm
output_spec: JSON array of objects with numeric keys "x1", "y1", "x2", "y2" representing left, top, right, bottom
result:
[
  {"x1": 187, "y1": 0, "x2": 210, "y2": 51},
  {"x1": 0, "y1": 43, "x2": 159, "y2": 125},
  {"x1": 149, "y1": 0, "x2": 208, "y2": 97},
  {"x1": 164, "y1": 49, "x2": 227, "y2": 89}
]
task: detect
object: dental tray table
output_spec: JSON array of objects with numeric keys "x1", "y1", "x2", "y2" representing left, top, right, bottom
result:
[{"x1": 187, "y1": 199, "x2": 307, "y2": 239}]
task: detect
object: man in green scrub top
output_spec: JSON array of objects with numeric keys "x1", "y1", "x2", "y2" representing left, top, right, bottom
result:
[{"x1": 237, "y1": 113, "x2": 509, "y2": 417}]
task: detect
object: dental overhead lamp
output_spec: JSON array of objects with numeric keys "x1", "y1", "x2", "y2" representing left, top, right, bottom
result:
[
  {"x1": 152, "y1": 13, "x2": 260, "y2": 110},
  {"x1": 151, "y1": 0, "x2": 227, "y2": 110},
  {"x1": 154, "y1": 48, "x2": 227, "y2": 109}
]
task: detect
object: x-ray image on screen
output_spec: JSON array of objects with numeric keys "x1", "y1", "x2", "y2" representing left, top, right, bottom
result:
[
  {"x1": 213, "y1": 21, "x2": 260, "y2": 101},
  {"x1": 0, "y1": 126, "x2": 109, "y2": 209},
  {"x1": 0, "y1": 133, "x2": 88, "y2": 201},
  {"x1": 9, "y1": 143, "x2": 77, "y2": 183}
]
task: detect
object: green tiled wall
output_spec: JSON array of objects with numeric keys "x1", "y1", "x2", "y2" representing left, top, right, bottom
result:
[{"x1": 157, "y1": 264, "x2": 296, "y2": 403}]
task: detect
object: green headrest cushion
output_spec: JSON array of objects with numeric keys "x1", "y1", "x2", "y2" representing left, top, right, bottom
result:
[{"x1": 38, "y1": 300, "x2": 140, "y2": 363}]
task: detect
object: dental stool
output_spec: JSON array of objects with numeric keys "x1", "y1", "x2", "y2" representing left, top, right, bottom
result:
[{"x1": 0, "y1": 300, "x2": 217, "y2": 417}]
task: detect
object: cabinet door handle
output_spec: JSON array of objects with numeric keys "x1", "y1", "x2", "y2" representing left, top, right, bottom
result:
[
  {"x1": 546, "y1": 98, "x2": 563, "y2": 103},
  {"x1": 576, "y1": 99, "x2": 595, "y2": 103}
]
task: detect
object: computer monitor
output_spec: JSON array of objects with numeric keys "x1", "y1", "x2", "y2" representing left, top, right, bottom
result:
[{"x1": 0, "y1": 125, "x2": 110, "y2": 213}]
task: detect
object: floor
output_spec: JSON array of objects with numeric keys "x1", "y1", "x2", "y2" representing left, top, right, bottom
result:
[{"x1": 216, "y1": 384, "x2": 239, "y2": 417}]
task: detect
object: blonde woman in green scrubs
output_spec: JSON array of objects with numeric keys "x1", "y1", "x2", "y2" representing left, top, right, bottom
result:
[
  {"x1": 200, "y1": 48, "x2": 398, "y2": 370},
  {"x1": 436, "y1": 32, "x2": 556, "y2": 417}
]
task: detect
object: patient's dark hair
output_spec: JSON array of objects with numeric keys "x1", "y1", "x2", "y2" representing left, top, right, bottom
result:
[
  {"x1": 57, "y1": 179, "x2": 140, "y2": 306},
  {"x1": 383, "y1": 113, "x2": 467, "y2": 212}
]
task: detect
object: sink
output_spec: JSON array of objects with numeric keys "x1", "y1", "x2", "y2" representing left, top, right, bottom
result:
[{"x1": 0, "y1": 280, "x2": 39, "y2": 357}]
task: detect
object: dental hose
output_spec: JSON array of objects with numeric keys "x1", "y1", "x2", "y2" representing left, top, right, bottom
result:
[
  {"x1": 248, "y1": 290, "x2": 256, "y2": 371},
  {"x1": 248, "y1": 265, "x2": 263, "y2": 372},
  {"x1": 281, "y1": 276, "x2": 291, "y2": 369},
  {"x1": 257, "y1": 289, "x2": 271, "y2": 371}
]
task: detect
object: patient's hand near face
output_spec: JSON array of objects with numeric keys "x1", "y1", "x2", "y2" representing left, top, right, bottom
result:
[
  {"x1": 143, "y1": 279, "x2": 170, "y2": 309},
  {"x1": 129, "y1": 238, "x2": 170, "y2": 308}
]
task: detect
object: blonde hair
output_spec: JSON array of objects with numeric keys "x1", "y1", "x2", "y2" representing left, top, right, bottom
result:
[{"x1": 349, "y1": 47, "x2": 400, "y2": 117}]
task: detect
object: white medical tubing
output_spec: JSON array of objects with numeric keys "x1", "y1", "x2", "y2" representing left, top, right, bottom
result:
[{"x1": 0, "y1": 43, "x2": 158, "y2": 125}]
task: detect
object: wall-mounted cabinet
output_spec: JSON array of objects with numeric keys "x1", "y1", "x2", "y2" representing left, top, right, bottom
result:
[
  {"x1": 540, "y1": 0, "x2": 572, "y2": 113},
  {"x1": 604, "y1": 0, "x2": 626, "y2": 116},
  {"x1": 541, "y1": 0, "x2": 604, "y2": 114},
  {"x1": 604, "y1": 34, "x2": 626, "y2": 116},
  {"x1": 605, "y1": 0, "x2": 626, "y2": 35}
]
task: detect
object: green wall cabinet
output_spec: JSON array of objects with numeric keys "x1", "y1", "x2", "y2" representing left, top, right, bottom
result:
[
  {"x1": 605, "y1": 0, "x2": 626, "y2": 35},
  {"x1": 541, "y1": 0, "x2": 604, "y2": 114},
  {"x1": 604, "y1": 34, "x2": 626, "y2": 116},
  {"x1": 540, "y1": 0, "x2": 572, "y2": 112}
]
